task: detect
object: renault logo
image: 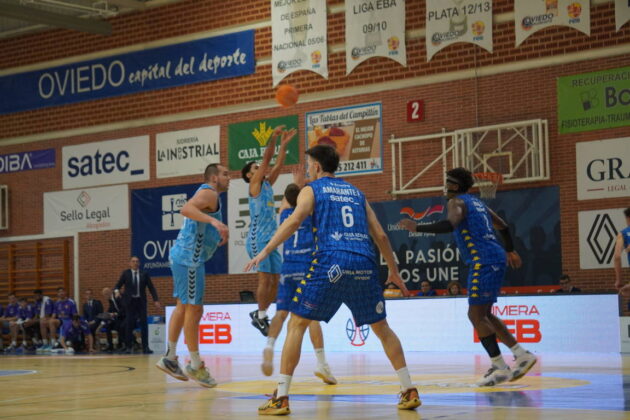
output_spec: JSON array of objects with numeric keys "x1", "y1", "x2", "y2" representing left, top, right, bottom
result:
[{"x1": 586, "y1": 213, "x2": 618, "y2": 264}]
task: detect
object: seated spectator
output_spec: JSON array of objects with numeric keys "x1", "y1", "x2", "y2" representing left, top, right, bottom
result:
[
  {"x1": 33, "y1": 289, "x2": 54, "y2": 352},
  {"x1": 101, "y1": 287, "x2": 126, "y2": 352},
  {"x1": 2, "y1": 293, "x2": 20, "y2": 352},
  {"x1": 8, "y1": 298, "x2": 37, "y2": 352},
  {"x1": 59, "y1": 314, "x2": 94, "y2": 354},
  {"x1": 49, "y1": 287, "x2": 78, "y2": 349},
  {"x1": 416, "y1": 280, "x2": 437, "y2": 297},
  {"x1": 82, "y1": 289, "x2": 103, "y2": 348},
  {"x1": 383, "y1": 283, "x2": 402, "y2": 298},
  {"x1": 554, "y1": 274, "x2": 581, "y2": 293},
  {"x1": 446, "y1": 281, "x2": 463, "y2": 296}
]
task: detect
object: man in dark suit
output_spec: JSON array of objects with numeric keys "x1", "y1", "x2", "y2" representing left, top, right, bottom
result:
[
  {"x1": 82, "y1": 289, "x2": 104, "y2": 346},
  {"x1": 101, "y1": 287, "x2": 126, "y2": 352},
  {"x1": 114, "y1": 256, "x2": 160, "y2": 354}
]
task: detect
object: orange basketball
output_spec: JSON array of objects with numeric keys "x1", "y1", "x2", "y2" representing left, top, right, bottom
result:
[{"x1": 275, "y1": 84, "x2": 299, "y2": 108}]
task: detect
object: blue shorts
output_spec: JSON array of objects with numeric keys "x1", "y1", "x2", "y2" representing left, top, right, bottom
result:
[
  {"x1": 289, "y1": 251, "x2": 386, "y2": 327},
  {"x1": 467, "y1": 263, "x2": 506, "y2": 305},
  {"x1": 247, "y1": 245, "x2": 282, "y2": 274},
  {"x1": 277, "y1": 263, "x2": 307, "y2": 311},
  {"x1": 170, "y1": 261, "x2": 205, "y2": 305}
]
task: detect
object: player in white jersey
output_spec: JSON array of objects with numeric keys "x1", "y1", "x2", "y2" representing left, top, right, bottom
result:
[
  {"x1": 241, "y1": 125, "x2": 297, "y2": 336},
  {"x1": 156, "y1": 164, "x2": 230, "y2": 388}
]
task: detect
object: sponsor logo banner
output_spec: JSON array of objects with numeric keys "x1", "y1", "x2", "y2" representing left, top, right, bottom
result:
[
  {"x1": 227, "y1": 174, "x2": 292, "y2": 274},
  {"x1": 166, "y1": 294, "x2": 620, "y2": 353},
  {"x1": 227, "y1": 115, "x2": 299, "y2": 171},
  {"x1": 0, "y1": 148, "x2": 55, "y2": 174},
  {"x1": 305, "y1": 102, "x2": 382, "y2": 177},
  {"x1": 44, "y1": 185, "x2": 129, "y2": 233},
  {"x1": 616, "y1": 0, "x2": 630, "y2": 31},
  {"x1": 345, "y1": 0, "x2": 406, "y2": 74},
  {"x1": 576, "y1": 137, "x2": 630, "y2": 200},
  {"x1": 271, "y1": 0, "x2": 328, "y2": 86},
  {"x1": 131, "y1": 184, "x2": 228, "y2": 277},
  {"x1": 426, "y1": 0, "x2": 493, "y2": 61},
  {"x1": 62, "y1": 136, "x2": 150, "y2": 190},
  {"x1": 156, "y1": 126, "x2": 221, "y2": 179},
  {"x1": 515, "y1": 0, "x2": 590, "y2": 46},
  {"x1": 559, "y1": 67, "x2": 630, "y2": 134},
  {"x1": 371, "y1": 186, "x2": 561, "y2": 290},
  {"x1": 0, "y1": 31, "x2": 255, "y2": 115},
  {"x1": 578, "y1": 208, "x2": 629, "y2": 269}
]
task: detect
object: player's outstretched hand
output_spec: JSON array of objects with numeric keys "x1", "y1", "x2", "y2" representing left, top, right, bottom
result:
[
  {"x1": 507, "y1": 251, "x2": 522, "y2": 269},
  {"x1": 292, "y1": 164, "x2": 306, "y2": 187},
  {"x1": 397, "y1": 219, "x2": 416, "y2": 233},
  {"x1": 244, "y1": 251, "x2": 268, "y2": 272},
  {"x1": 280, "y1": 127, "x2": 297, "y2": 147},
  {"x1": 212, "y1": 220, "x2": 229, "y2": 246}
]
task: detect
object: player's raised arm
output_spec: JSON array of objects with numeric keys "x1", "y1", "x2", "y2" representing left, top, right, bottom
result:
[
  {"x1": 366, "y1": 201, "x2": 411, "y2": 297},
  {"x1": 268, "y1": 127, "x2": 297, "y2": 186},
  {"x1": 248, "y1": 125, "x2": 283, "y2": 196},
  {"x1": 245, "y1": 186, "x2": 314, "y2": 272}
]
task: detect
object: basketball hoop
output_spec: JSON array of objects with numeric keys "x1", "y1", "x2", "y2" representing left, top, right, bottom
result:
[{"x1": 473, "y1": 172, "x2": 503, "y2": 199}]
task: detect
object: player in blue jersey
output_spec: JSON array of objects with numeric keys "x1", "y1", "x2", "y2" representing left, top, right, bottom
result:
[
  {"x1": 155, "y1": 163, "x2": 230, "y2": 388},
  {"x1": 48, "y1": 287, "x2": 78, "y2": 349},
  {"x1": 246, "y1": 145, "x2": 419, "y2": 415},
  {"x1": 59, "y1": 314, "x2": 93, "y2": 354},
  {"x1": 399, "y1": 167, "x2": 537, "y2": 387},
  {"x1": 260, "y1": 167, "x2": 336, "y2": 384},
  {"x1": 241, "y1": 125, "x2": 297, "y2": 336},
  {"x1": 2, "y1": 293, "x2": 20, "y2": 352},
  {"x1": 615, "y1": 208, "x2": 630, "y2": 296}
]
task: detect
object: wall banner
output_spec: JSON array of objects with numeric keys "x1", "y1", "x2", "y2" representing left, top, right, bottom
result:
[
  {"x1": 515, "y1": 0, "x2": 590, "y2": 46},
  {"x1": 575, "y1": 137, "x2": 630, "y2": 200},
  {"x1": 578, "y1": 208, "x2": 629, "y2": 270},
  {"x1": 0, "y1": 31, "x2": 255, "y2": 115},
  {"x1": 131, "y1": 184, "x2": 228, "y2": 277},
  {"x1": 558, "y1": 66, "x2": 630, "y2": 134},
  {"x1": 44, "y1": 185, "x2": 129, "y2": 233},
  {"x1": 271, "y1": 0, "x2": 328, "y2": 86},
  {"x1": 156, "y1": 126, "x2": 221, "y2": 179},
  {"x1": 0, "y1": 148, "x2": 55, "y2": 174},
  {"x1": 345, "y1": 0, "x2": 407, "y2": 74},
  {"x1": 62, "y1": 136, "x2": 150, "y2": 190},
  {"x1": 305, "y1": 102, "x2": 382, "y2": 177},
  {"x1": 425, "y1": 0, "x2": 493, "y2": 61},
  {"x1": 615, "y1": 0, "x2": 630, "y2": 31},
  {"x1": 227, "y1": 115, "x2": 299, "y2": 171}
]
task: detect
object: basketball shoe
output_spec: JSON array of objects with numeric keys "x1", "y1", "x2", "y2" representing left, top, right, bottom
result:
[
  {"x1": 184, "y1": 362, "x2": 217, "y2": 388},
  {"x1": 314, "y1": 363, "x2": 337, "y2": 385},
  {"x1": 476, "y1": 366, "x2": 511, "y2": 387},
  {"x1": 258, "y1": 390, "x2": 290, "y2": 416},
  {"x1": 261, "y1": 347, "x2": 274, "y2": 376},
  {"x1": 156, "y1": 356, "x2": 188, "y2": 381},
  {"x1": 397, "y1": 387, "x2": 421, "y2": 410},
  {"x1": 510, "y1": 351, "x2": 537, "y2": 382},
  {"x1": 250, "y1": 310, "x2": 270, "y2": 336}
]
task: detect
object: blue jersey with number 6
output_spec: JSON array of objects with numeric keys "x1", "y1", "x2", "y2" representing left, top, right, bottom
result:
[{"x1": 309, "y1": 177, "x2": 375, "y2": 261}]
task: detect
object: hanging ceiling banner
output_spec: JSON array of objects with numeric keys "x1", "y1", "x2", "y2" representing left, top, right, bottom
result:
[
  {"x1": 425, "y1": 0, "x2": 493, "y2": 61},
  {"x1": 271, "y1": 0, "x2": 328, "y2": 86},
  {"x1": 616, "y1": 0, "x2": 630, "y2": 31},
  {"x1": 345, "y1": 0, "x2": 407, "y2": 75},
  {"x1": 514, "y1": 0, "x2": 590, "y2": 47}
]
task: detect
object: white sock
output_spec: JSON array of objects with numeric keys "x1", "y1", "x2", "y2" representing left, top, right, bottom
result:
[
  {"x1": 396, "y1": 367, "x2": 413, "y2": 391},
  {"x1": 266, "y1": 337, "x2": 276, "y2": 350},
  {"x1": 166, "y1": 341, "x2": 178, "y2": 360},
  {"x1": 277, "y1": 374, "x2": 292, "y2": 398},
  {"x1": 510, "y1": 343, "x2": 527, "y2": 357},
  {"x1": 314, "y1": 348, "x2": 326, "y2": 366},
  {"x1": 491, "y1": 355, "x2": 509, "y2": 370},
  {"x1": 190, "y1": 351, "x2": 202, "y2": 370},
  {"x1": 258, "y1": 309, "x2": 267, "y2": 319}
]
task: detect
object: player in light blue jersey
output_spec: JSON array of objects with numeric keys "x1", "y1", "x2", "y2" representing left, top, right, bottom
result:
[
  {"x1": 615, "y1": 208, "x2": 630, "y2": 295},
  {"x1": 260, "y1": 167, "x2": 336, "y2": 385},
  {"x1": 241, "y1": 125, "x2": 297, "y2": 336},
  {"x1": 246, "y1": 145, "x2": 419, "y2": 416},
  {"x1": 399, "y1": 167, "x2": 536, "y2": 387},
  {"x1": 156, "y1": 163, "x2": 230, "y2": 388}
]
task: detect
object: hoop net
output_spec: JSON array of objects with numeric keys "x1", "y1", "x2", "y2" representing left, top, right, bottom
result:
[{"x1": 473, "y1": 172, "x2": 503, "y2": 199}]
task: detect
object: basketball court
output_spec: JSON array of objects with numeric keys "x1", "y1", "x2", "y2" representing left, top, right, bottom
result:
[{"x1": 1, "y1": 350, "x2": 628, "y2": 419}]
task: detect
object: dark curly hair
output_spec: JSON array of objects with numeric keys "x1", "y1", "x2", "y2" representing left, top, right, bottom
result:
[
  {"x1": 241, "y1": 161, "x2": 257, "y2": 183},
  {"x1": 446, "y1": 167, "x2": 474, "y2": 192}
]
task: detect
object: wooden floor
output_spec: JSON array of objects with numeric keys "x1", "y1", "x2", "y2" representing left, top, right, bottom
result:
[{"x1": 1, "y1": 350, "x2": 629, "y2": 419}]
